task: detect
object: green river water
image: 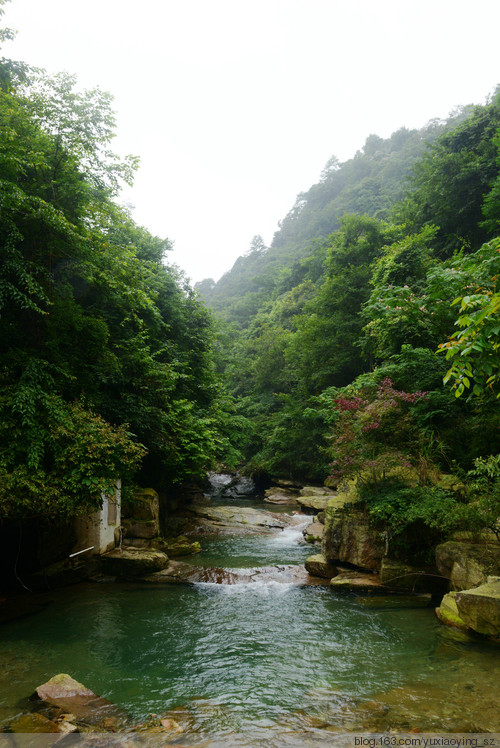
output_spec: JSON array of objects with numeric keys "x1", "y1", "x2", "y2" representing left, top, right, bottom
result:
[{"x1": 1, "y1": 477, "x2": 499, "y2": 744}]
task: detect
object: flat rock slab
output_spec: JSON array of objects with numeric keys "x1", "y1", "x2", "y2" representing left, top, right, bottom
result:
[
  {"x1": 264, "y1": 487, "x2": 299, "y2": 505},
  {"x1": 299, "y1": 486, "x2": 334, "y2": 497},
  {"x1": 330, "y1": 570, "x2": 383, "y2": 591},
  {"x1": 186, "y1": 504, "x2": 289, "y2": 534},
  {"x1": 297, "y1": 495, "x2": 333, "y2": 512},
  {"x1": 100, "y1": 547, "x2": 168, "y2": 576}
]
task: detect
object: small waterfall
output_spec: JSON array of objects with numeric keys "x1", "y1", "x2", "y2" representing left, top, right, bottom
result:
[{"x1": 270, "y1": 513, "x2": 310, "y2": 546}]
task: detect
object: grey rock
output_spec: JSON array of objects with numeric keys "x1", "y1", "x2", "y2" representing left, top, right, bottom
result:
[{"x1": 436, "y1": 541, "x2": 500, "y2": 591}]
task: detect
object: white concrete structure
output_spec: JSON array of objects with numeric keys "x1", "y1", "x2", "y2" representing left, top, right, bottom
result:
[{"x1": 73, "y1": 479, "x2": 121, "y2": 556}]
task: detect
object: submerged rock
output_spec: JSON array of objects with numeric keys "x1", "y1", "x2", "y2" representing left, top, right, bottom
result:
[
  {"x1": 100, "y1": 547, "x2": 168, "y2": 576},
  {"x1": 305, "y1": 554, "x2": 338, "y2": 579},
  {"x1": 435, "y1": 541, "x2": 500, "y2": 591},
  {"x1": 9, "y1": 712, "x2": 61, "y2": 733},
  {"x1": 142, "y1": 560, "x2": 328, "y2": 586},
  {"x1": 299, "y1": 486, "x2": 334, "y2": 497}
]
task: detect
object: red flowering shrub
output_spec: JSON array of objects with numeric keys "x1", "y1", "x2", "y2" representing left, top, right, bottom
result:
[{"x1": 329, "y1": 378, "x2": 429, "y2": 485}]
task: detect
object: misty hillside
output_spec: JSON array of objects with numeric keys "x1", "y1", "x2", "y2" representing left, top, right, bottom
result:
[{"x1": 195, "y1": 108, "x2": 471, "y2": 325}]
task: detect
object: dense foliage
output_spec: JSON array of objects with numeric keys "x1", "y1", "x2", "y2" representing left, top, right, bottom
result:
[
  {"x1": 0, "y1": 13, "x2": 220, "y2": 518},
  {"x1": 202, "y1": 85, "x2": 500, "y2": 547}
]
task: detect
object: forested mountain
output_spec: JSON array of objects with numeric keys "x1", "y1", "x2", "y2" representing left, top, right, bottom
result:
[
  {"x1": 196, "y1": 108, "x2": 471, "y2": 325},
  {"x1": 2, "y1": 0, "x2": 499, "y2": 562},
  {"x1": 204, "y1": 87, "x2": 500, "y2": 547},
  {"x1": 0, "y1": 11, "x2": 221, "y2": 520}
]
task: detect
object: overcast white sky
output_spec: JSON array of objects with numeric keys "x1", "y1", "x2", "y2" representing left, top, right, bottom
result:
[{"x1": 3, "y1": 0, "x2": 500, "y2": 283}]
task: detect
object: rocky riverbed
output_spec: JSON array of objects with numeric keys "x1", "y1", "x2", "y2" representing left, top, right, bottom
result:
[{"x1": 1, "y1": 474, "x2": 499, "y2": 740}]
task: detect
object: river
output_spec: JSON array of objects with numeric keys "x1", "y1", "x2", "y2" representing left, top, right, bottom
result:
[{"x1": 0, "y1": 474, "x2": 499, "y2": 743}]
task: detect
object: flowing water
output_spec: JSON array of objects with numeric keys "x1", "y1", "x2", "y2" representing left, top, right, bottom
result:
[{"x1": 0, "y1": 474, "x2": 499, "y2": 743}]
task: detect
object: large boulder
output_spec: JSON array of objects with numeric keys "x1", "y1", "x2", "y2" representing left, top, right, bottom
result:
[
  {"x1": 305, "y1": 554, "x2": 338, "y2": 579},
  {"x1": 455, "y1": 576, "x2": 500, "y2": 637},
  {"x1": 323, "y1": 493, "x2": 384, "y2": 571},
  {"x1": 37, "y1": 673, "x2": 95, "y2": 702},
  {"x1": 435, "y1": 541, "x2": 500, "y2": 591},
  {"x1": 100, "y1": 547, "x2": 168, "y2": 576}
]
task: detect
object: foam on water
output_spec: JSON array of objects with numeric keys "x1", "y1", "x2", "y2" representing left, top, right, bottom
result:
[{"x1": 194, "y1": 579, "x2": 297, "y2": 595}]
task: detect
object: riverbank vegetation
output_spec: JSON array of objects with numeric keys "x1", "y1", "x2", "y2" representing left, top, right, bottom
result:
[
  {"x1": 198, "y1": 85, "x2": 500, "y2": 552},
  {"x1": 0, "y1": 4, "x2": 222, "y2": 520},
  {"x1": 1, "y1": 0, "x2": 499, "y2": 558}
]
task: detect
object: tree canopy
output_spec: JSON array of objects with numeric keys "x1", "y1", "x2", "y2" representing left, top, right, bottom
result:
[{"x1": 0, "y1": 37, "x2": 221, "y2": 518}]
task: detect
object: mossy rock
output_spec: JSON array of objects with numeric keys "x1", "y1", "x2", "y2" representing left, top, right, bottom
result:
[
  {"x1": 164, "y1": 536, "x2": 202, "y2": 557},
  {"x1": 435, "y1": 591, "x2": 469, "y2": 632},
  {"x1": 323, "y1": 494, "x2": 384, "y2": 571}
]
